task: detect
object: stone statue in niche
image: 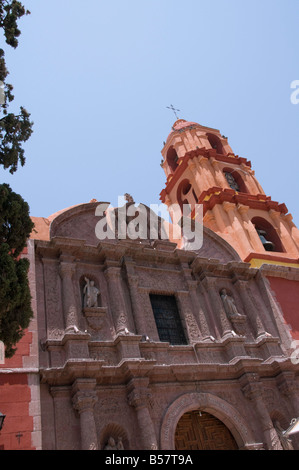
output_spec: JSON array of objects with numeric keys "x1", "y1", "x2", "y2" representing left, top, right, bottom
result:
[
  {"x1": 83, "y1": 277, "x2": 100, "y2": 308},
  {"x1": 103, "y1": 436, "x2": 124, "y2": 450},
  {"x1": 274, "y1": 421, "x2": 294, "y2": 450},
  {"x1": 220, "y1": 289, "x2": 241, "y2": 318}
]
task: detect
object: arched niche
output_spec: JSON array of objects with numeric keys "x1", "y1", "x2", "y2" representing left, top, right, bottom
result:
[{"x1": 99, "y1": 423, "x2": 129, "y2": 450}]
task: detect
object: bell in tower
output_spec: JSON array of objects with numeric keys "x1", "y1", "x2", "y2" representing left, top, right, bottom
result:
[{"x1": 256, "y1": 229, "x2": 275, "y2": 252}]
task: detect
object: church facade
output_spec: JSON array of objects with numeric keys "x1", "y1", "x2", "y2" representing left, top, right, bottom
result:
[{"x1": 0, "y1": 119, "x2": 299, "y2": 450}]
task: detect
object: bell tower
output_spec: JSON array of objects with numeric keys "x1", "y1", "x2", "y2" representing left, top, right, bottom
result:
[{"x1": 160, "y1": 119, "x2": 299, "y2": 267}]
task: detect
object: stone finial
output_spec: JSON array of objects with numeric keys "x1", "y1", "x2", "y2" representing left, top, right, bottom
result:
[{"x1": 124, "y1": 193, "x2": 134, "y2": 203}]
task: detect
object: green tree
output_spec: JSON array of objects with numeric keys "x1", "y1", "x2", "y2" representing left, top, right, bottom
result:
[
  {"x1": 0, "y1": 0, "x2": 33, "y2": 173},
  {"x1": 0, "y1": 184, "x2": 34, "y2": 357},
  {"x1": 0, "y1": 1, "x2": 34, "y2": 357}
]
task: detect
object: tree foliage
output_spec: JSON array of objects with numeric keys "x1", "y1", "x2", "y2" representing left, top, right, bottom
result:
[
  {"x1": 0, "y1": 0, "x2": 33, "y2": 174},
  {"x1": 0, "y1": 1, "x2": 34, "y2": 357},
  {"x1": 0, "y1": 183, "x2": 34, "y2": 357}
]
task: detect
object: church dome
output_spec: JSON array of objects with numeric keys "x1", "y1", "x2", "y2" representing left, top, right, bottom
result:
[{"x1": 165, "y1": 119, "x2": 201, "y2": 145}]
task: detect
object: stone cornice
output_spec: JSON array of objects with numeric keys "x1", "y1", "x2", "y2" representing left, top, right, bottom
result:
[
  {"x1": 198, "y1": 188, "x2": 288, "y2": 217},
  {"x1": 259, "y1": 263, "x2": 299, "y2": 279}
]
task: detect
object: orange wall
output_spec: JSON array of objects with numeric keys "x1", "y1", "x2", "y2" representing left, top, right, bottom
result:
[{"x1": 0, "y1": 331, "x2": 35, "y2": 450}]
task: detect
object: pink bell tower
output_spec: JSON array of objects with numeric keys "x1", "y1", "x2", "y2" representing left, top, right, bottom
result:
[{"x1": 160, "y1": 118, "x2": 299, "y2": 268}]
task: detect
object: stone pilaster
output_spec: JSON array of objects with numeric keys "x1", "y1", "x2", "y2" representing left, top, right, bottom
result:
[
  {"x1": 223, "y1": 201, "x2": 253, "y2": 255},
  {"x1": 237, "y1": 204, "x2": 261, "y2": 251},
  {"x1": 269, "y1": 209, "x2": 298, "y2": 254},
  {"x1": 201, "y1": 275, "x2": 232, "y2": 338},
  {"x1": 105, "y1": 265, "x2": 130, "y2": 335},
  {"x1": 196, "y1": 156, "x2": 215, "y2": 188},
  {"x1": 72, "y1": 379, "x2": 98, "y2": 450},
  {"x1": 59, "y1": 256, "x2": 79, "y2": 333},
  {"x1": 233, "y1": 279, "x2": 266, "y2": 338},
  {"x1": 187, "y1": 280, "x2": 211, "y2": 340},
  {"x1": 124, "y1": 258, "x2": 147, "y2": 336},
  {"x1": 210, "y1": 157, "x2": 228, "y2": 187},
  {"x1": 176, "y1": 290, "x2": 201, "y2": 343},
  {"x1": 241, "y1": 373, "x2": 282, "y2": 450},
  {"x1": 277, "y1": 372, "x2": 299, "y2": 418},
  {"x1": 127, "y1": 379, "x2": 158, "y2": 450}
]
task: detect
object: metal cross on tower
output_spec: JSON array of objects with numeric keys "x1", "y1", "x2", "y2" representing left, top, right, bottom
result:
[{"x1": 166, "y1": 104, "x2": 180, "y2": 120}]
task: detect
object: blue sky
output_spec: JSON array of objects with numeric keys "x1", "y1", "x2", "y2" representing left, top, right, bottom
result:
[{"x1": 1, "y1": 0, "x2": 299, "y2": 225}]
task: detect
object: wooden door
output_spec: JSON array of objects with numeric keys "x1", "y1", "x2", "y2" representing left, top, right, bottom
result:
[{"x1": 175, "y1": 411, "x2": 238, "y2": 450}]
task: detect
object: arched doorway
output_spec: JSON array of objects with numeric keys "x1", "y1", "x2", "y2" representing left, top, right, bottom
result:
[{"x1": 175, "y1": 410, "x2": 238, "y2": 450}]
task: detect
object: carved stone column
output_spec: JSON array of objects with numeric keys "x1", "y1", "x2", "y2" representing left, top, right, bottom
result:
[
  {"x1": 105, "y1": 265, "x2": 130, "y2": 335},
  {"x1": 127, "y1": 274, "x2": 146, "y2": 335},
  {"x1": 233, "y1": 279, "x2": 266, "y2": 338},
  {"x1": 241, "y1": 373, "x2": 282, "y2": 450},
  {"x1": 72, "y1": 379, "x2": 98, "y2": 450},
  {"x1": 59, "y1": 256, "x2": 79, "y2": 332},
  {"x1": 179, "y1": 260, "x2": 210, "y2": 340},
  {"x1": 127, "y1": 379, "x2": 158, "y2": 450},
  {"x1": 123, "y1": 258, "x2": 147, "y2": 336},
  {"x1": 50, "y1": 387, "x2": 73, "y2": 450},
  {"x1": 201, "y1": 275, "x2": 232, "y2": 338},
  {"x1": 176, "y1": 290, "x2": 201, "y2": 343}
]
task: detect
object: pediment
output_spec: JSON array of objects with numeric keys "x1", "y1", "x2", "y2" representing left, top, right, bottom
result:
[{"x1": 49, "y1": 201, "x2": 240, "y2": 263}]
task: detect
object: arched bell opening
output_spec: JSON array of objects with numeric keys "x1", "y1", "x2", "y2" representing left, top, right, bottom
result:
[
  {"x1": 166, "y1": 146, "x2": 179, "y2": 173},
  {"x1": 223, "y1": 167, "x2": 248, "y2": 193},
  {"x1": 176, "y1": 178, "x2": 197, "y2": 216},
  {"x1": 251, "y1": 216, "x2": 284, "y2": 253},
  {"x1": 207, "y1": 133, "x2": 225, "y2": 155}
]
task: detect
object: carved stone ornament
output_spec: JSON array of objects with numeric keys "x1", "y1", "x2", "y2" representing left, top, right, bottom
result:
[{"x1": 83, "y1": 306, "x2": 107, "y2": 330}]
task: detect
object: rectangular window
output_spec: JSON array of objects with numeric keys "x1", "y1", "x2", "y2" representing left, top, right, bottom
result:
[{"x1": 149, "y1": 294, "x2": 187, "y2": 345}]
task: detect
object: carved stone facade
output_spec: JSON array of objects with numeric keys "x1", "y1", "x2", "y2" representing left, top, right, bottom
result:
[{"x1": 27, "y1": 201, "x2": 299, "y2": 450}]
